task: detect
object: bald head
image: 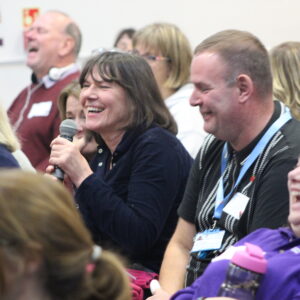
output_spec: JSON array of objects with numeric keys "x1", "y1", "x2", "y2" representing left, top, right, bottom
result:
[{"x1": 24, "y1": 10, "x2": 81, "y2": 78}]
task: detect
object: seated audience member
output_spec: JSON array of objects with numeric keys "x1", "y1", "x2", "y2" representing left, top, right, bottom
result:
[
  {"x1": 165, "y1": 160, "x2": 300, "y2": 300},
  {"x1": 58, "y1": 80, "x2": 98, "y2": 161},
  {"x1": 48, "y1": 51, "x2": 193, "y2": 273},
  {"x1": 0, "y1": 105, "x2": 21, "y2": 168},
  {"x1": 0, "y1": 170, "x2": 130, "y2": 300},
  {"x1": 114, "y1": 28, "x2": 136, "y2": 52},
  {"x1": 8, "y1": 10, "x2": 81, "y2": 172},
  {"x1": 270, "y1": 41, "x2": 300, "y2": 120},
  {"x1": 133, "y1": 23, "x2": 206, "y2": 158},
  {"x1": 150, "y1": 29, "x2": 300, "y2": 299}
]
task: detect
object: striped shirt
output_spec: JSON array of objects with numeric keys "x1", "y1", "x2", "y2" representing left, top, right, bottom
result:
[{"x1": 178, "y1": 101, "x2": 300, "y2": 285}]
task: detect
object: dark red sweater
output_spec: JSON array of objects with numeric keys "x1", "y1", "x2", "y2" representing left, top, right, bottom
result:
[{"x1": 8, "y1": 72, "x2": 80, "y2": 172}]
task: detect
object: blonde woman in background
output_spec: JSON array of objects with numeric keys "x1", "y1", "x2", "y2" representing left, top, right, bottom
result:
[
  {"x1": 0, "y1": 170, "x2": 131, "y2": 300},
  {"x1": 133, "y1": 23, "x2": 206, "y2": 158},
  {"x1": 58, "y1": 80, "x2": 98, "y2": 162},
  {"x1": 0, "y1": 105, "x2": 34, "y2": 170},
  {"x1": 270, "y1": 41, "x2": 300, "y2": 120}
]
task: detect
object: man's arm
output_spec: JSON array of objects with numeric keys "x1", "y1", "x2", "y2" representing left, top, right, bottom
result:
[{"x1": 159, "y1": 218, "x2": 196, "y2": 294}]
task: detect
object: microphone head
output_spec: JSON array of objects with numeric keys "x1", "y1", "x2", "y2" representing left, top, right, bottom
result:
[{"x1": 59, "y1": 119, "x2": 78, "y2": 138}]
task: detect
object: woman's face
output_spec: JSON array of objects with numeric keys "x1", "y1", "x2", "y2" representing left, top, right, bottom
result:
[
  {"x1": 288, "y1": 161, "x2": 300, "y2": 237},
  {"x1": 80, "y1": 69, "x2": 130, "y2": 137},
  {"x1": 66, "y1": 95, "x2": 86, "y2": 139},
  {"x1": 116, "y1": 34, "x2": 133, "y2": 52},
  {"x1": 134, "y1": 43, "x2": 170, "y2": 94}
]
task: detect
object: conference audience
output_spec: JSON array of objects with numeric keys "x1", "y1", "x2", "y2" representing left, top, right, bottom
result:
[
  {"x1": 48, "y1": 51, "x2": 193, "y2": 273},
  {"x1": 270, "y1": 41, "x2": 300, "y2": 120},
  {"x1": 0, "y1": 169, "x2": 131, "y2": 300},
  {"x1": 133, "y1": 22, "x2": 206, "y2": 158},
  {"x1": 8, "y1": 10, "x2": 81, "y2": 171}
]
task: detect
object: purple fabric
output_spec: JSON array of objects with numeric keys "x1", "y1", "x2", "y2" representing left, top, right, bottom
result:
[{"x1": 171, "y1": 228, "x2": 300, "y2": 300}]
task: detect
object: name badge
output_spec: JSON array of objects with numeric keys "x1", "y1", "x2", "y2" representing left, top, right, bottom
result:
[
  {"x1": 191, "y1": 229, "x2": 225, "y2": 253},
  {"x1": 223, "y1": 192, "x2": 250, "y2": 220},
  {"x1": 27, "y1": 101, "x2": 52, "y2": 118}
]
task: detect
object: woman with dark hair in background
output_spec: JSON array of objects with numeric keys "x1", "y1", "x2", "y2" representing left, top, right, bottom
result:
[
  {"x1": 114, "y1": 28, "x2": 136, "y2": 52},
  {"x1": 48, "y1": 51, "x2": 192, "y2": 273}
]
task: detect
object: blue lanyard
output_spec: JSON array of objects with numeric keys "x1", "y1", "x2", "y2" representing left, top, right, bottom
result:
[{"x1": 214, "y1": 109, "x2": 292, "y2": 220}]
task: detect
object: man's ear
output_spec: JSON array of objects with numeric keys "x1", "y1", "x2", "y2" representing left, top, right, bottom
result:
[
  {"x1": 58, "y1": 36, "x2": 75, "y2": 57},
  {"x1": 236, "y1": 74, "x2": 253, "y2": 103}
]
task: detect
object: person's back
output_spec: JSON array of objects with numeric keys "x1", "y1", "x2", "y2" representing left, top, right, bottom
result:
[{"x1": 8, "y1": 10, "x2": 81, "y2": 172}]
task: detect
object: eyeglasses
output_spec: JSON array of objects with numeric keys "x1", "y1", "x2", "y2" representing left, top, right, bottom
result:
[{"x1": 131, "y1": 50, "x2": 171, "y2": 63}]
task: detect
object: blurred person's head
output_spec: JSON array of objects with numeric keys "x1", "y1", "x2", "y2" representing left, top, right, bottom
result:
[
  {"x1": 58, "y1": 81, "x2": 98, "y2": 160},
  {"x1": 0, "y1": 170, "x2": 130, "y2": 300},
  {"x1": 24, "y1": 10, "x2": 81, "y2": 79},
  {"x1": 270, "y1": 41, "x2": 300, "y2": 120},
  {"x1": 133, "y1": 23, "x2": 192, "y2": 99},
  {"x1": 113, "y1": 28, "x2": 135, "y2": 52},
  {"x1": 79, "y1": 51, "x2": 177, "y2": 139}
]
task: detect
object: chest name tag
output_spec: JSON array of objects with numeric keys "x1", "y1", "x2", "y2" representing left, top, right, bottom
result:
[
  {"x1": 27, "y1": 101, "x2": 52, "y2": 119},
  {"x1": 191, "y1": 229, "x2": 225, "y2": 253}
]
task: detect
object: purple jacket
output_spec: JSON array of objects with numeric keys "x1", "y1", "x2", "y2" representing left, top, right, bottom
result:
[{"x1": 172, "y1": 227, "x2": 300, "y2": 300}]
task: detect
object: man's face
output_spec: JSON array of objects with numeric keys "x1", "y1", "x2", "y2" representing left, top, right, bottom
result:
[
  {"x1": 189, "y1": 52, "x2": 240, "y2": 142},
  {"x1": 24, "y1": 12, "x2": 70, "y2": 78}
]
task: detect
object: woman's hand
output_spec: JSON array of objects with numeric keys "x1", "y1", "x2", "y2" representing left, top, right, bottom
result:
[{"x1": 48, "y1": 136, "x2": 93, "y2": 187}]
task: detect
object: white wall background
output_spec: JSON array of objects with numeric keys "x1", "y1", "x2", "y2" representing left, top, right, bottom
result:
[{"x1": 1, "y1": 0, "x2": 300, "y2": 109}]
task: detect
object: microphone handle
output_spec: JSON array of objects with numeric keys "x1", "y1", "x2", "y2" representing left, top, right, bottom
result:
[{"x1": 53, "y1": 134, "x2": 74, "y2": 181}]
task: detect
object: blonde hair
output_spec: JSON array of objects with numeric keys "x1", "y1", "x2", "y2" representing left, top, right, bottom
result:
[
  {"x1": 0, "y1": 170, "x2": 131, "y2": 300},
  {"x1": 57, "y1": 80, "x2": 81, "y2": 120},
  {"x1": 0, "y1": 105, "x2": 20, "y2": 152},
  {"x1": 270, "y1": 41, "x2": 300, "y2": 120},
  {"x1": 133, "y1": 22, "x2": 192, "y2": 90}
]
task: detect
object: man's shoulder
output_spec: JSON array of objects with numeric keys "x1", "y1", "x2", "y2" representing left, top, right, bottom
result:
[
  {"x1": 52, "y1": 71, "x2": 80, "y2": 88},
  {"x1": 276, "y1": 117, "x2": 300, "y2": 149},
  {"x1": 196, "y1": 134, "x2": 224, "y2": 165}
]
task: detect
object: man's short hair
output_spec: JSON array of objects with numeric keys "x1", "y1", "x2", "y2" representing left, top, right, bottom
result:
[
  {"x1": 65, "y1": 22, "x2": 82, "y2": 57},
  {"x1": 195, "y1": 29, "x2": 272, "y2": 98}
]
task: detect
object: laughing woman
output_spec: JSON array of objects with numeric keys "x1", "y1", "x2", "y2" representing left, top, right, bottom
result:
[{"x1": 48, "y1": 51, "x2": 193, "y2": 273}]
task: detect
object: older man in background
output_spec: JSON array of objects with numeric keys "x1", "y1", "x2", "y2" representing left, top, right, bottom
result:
[{"x1": 8, "y1": 10, "x2": 81, "y2": 171}]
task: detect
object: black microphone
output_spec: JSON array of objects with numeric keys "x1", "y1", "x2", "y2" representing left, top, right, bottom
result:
[{"x1": 53, "y1": 119, "x2": 77, "y2": 181}]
